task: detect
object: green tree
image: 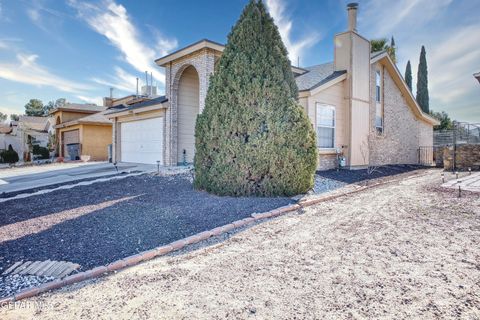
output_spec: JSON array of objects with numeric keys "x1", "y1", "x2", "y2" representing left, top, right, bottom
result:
[
  {"x1": 10, "y1": 114, "x2": 19, "y2": 122},
  {"x1": 416, "y1": 45, "x2": 429, "y2": 113},
  {"x1": 24, "y1": 99, "x2": 44, "y2": 116},
  {"x1": 388, "y1": 36, "x2": 396, "y2": 63},
  {"x1": 405, "y1": 60, "x2": 412, "y2": 91},
  {"x1": 194, "y1": 0, "x2": 317, "y2": 196},
  {"x1": 0, "y1": 112, "x2": 7, "y2": 122},
  {"x1": 371, "y1": 38, "x2": 388, "y2": 53},
  {"x1": 370, "y1": 37, "x2": 396, "y2": 63},
  {"x1": 45, "y1": 98, "x2": 66, "y2": 115},
  {"x1": 429, "y1": 110, "x2": 453, "y2": 131}
]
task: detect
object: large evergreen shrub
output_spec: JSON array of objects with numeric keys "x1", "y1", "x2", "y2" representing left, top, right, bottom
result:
[
  {"x1": 1, "y1": 145, "x2": 19, "y2": 164},
  {"x1": 416, "y1": 46, "x2": 429, "y2": 113},
  {"x1": 194, "y1": 0, "x2": 317, "y2": 196}
]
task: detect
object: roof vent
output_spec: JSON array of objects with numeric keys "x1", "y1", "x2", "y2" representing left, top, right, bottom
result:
[{"x1": 347, "y1": 3, "x2": 358, "y2": 32}]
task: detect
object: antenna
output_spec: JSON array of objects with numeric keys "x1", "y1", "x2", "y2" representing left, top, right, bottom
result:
[
  {"x1": 145, "y1": 71, "x2": 148, "y2": 96},
  {"x1": 150, "y1": 72, "x2": 153, "y2": 96}
]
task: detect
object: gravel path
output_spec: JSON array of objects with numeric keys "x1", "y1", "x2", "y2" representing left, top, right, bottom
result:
[
  {"x1": 0, "y1": 173, "x2": 292, "y2": 287},
  {"x1": 2, "y1": 169, "x2": 478, "y2": 319}
]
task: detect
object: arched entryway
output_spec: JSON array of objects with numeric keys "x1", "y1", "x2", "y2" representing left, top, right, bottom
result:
[{"x1": 177, "y1": 65, "x2": 200, "y2": 164}]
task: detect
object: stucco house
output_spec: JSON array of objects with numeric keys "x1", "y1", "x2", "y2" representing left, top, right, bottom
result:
[
  {"x1": 51, "y1": 103, "x2": 111, "y2": 161},
  {"x1": 108, "y1": 3, "x2": 438, "y2": 170}
]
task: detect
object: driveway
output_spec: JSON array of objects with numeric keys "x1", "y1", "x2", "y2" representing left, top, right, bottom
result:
[
  {"x1": 2, "y1": 170, "x2": 478, "y2": 319},
  {"x1": 0, "y1": 162, "x2": 155, "y2": 195}
]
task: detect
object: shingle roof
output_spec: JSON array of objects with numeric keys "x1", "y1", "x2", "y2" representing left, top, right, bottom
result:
[
  {"x1": 76, "y1": 110, "x2": 112, "y2": 125},
  {"x1": 106, "y1": 96, "x2": 168, "y2": 115},
  {"x1": 0, "y1": 124, "x2": 12, "y2": 134},
  {"x1": 295, "y1": 62, "x2": 346, "y2": 91},
  {"x1": 51, "y1": 103, "x2": 105, "y2": 114},
  {"x1": 18, "y1": 116, "x2": 49, "y2": 131}
]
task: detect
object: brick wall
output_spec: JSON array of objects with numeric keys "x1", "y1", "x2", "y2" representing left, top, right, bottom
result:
[
  {"x1": 368, "y1": 63, "x2": 433, "y2": 166},
  {"x1": 164, "y1": 49, "x2": 218, "y2": 166},
  {"x1": 318, "y1": 154, "x2": 337, "y2": 171}
]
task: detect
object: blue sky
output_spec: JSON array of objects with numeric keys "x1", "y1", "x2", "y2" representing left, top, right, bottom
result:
[{"x1": 0, "y1": 0, "x2": 479, "y2": 122}]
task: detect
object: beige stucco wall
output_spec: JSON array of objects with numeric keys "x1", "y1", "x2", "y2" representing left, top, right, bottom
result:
[
  {"x1": 368, "y1": 62, "x2": 433, "y2": 165},
  {"x1": 81, "y1": 124, "x2": 112, "y2": 161},
  {"x1": 304, "y1": 80, "x2": 348, "y2": 170},
  {"x1": 59, "y1": 124, "x2": 111, "y2": 161},
  {"x1": 177, "y1": 66, "x2": 200, "y2": 163}
]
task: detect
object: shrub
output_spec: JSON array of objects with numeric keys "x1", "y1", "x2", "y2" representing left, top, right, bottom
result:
[
  {"x1": 194, "y1": 0, "x2": 317, "y2": 196},
  {"x1": 32, "y1": 145, "x2": 50, "y2": 159},
  {"x1": 1, "y1": 145, "x2": 19, "y2": 164}
]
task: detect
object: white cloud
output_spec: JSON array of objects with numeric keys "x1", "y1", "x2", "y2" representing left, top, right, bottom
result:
[
  {"x1": 359, "y1": 0, "x2": 480, "y2": 121},
  {"x1": 265, "y1": 0, "x2": 320, "y2": 64},
  {"x1": 76, "y1": 95, "x2": 103, "y2": 106},
  {"x1": 0, "y1": 53, "x2": 92, "y2": 93},
  {"x1": 360, "y1": 0, "x2": 453, "y2": 38},
  {"x1": 68, "y1": 0, "x2": 177, "y2": 85},
  {"x1": 91, "y1": 66, "x2": 138, "y2": 94}
]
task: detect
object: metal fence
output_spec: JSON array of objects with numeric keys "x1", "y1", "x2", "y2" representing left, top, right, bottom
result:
[
  {"x1": 434, "y1": 122, "x2": 480, "y2": 146},
  {"x1": 418, "y1": 146, "x2": 435, "y2": 166}
]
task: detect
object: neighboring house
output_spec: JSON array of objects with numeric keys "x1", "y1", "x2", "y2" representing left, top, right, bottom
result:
[
  {"x1": 51, "y1": 103, "x2": 111, "y2": 161},
  {"x1": 0, "y1": 116, "x2": 52, "y2": 160},
  {"x1": 474, "y1": 72, "x2": 480, "y2": 85},
  {"x1": 108, "y1": 3, "x2": 438, "y2": 169}
]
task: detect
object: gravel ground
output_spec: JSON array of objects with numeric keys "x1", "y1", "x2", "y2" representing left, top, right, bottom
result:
[
  {"x1": 0, "y1": 275, "x2": 54, "y2": 298},
  {"x1": 1, "y1": 169, "x2": 479, "y2": 319},
  {"x1": 0, "y1": 173, "x2": 292, "y2": 288}
]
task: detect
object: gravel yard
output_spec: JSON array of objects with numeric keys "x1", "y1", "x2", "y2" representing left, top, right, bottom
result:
[
  {"x1": 1, "y1": 169, "x2": 479, "y2": 319},
  {"x1": 0, "y1": 173, "x2": 292, "y2": 297}
]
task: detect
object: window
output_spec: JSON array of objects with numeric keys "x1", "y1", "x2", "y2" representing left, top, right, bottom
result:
[
  {"x1": 375, "y1": 70, "x2": 383, "y2": 133},
  {"x1": 375, "y1": 70, "x2": 381, "y2": 102},
  {"x1": 316, "y1": 104, "x2": 335, "y2": 149}
]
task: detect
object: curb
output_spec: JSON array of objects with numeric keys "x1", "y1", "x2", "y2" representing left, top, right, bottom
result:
[{"x1": 1, "y1": 174, "x2": 408, "y2": 303}]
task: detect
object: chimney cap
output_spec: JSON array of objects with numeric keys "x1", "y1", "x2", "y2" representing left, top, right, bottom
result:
[{"x1": 347, "y1": 2, "x2": 359, "y2": 9}]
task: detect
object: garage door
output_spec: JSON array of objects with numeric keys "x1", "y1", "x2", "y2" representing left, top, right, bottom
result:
[
  {"x1": 62, "y1": 129, "x2": 80, "y2": 159},
  {"x1": 120, "y1": 117, "x2": 163, "y2": 164}
]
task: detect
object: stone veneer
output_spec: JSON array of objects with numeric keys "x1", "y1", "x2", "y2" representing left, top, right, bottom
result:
[
  {"x1": 163, "y1": 48, "x2": 219, "y2": 166},
  {"x1": 368, "y1": 63, "x2": 433, "y2": 166},
  {"x1": 317, "y1": 154, "x2": 338, "y2": 171},
  {"x1": 443, "y1": 144, "x2": 480, "y2": 170}
]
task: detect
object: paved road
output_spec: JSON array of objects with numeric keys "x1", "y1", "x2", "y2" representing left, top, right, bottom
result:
[{"x1": 0, "y1": 162, "x2": 154, "y2": 194}]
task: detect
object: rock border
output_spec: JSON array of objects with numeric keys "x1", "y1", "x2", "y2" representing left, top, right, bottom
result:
[{"x1": 0, "y1": 171, "x2": 427, "y2": 305}]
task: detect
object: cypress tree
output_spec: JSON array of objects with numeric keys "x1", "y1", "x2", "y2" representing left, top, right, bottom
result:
[
  {"x1": 405, "y1": 60, "x2": 412, "y2": 91},
  {"x1": 194, "y1": 0, "x2": 317, "y2": 197},
  {"x1": 416, "y1": 46, "x2": 429, "y2": 113}
]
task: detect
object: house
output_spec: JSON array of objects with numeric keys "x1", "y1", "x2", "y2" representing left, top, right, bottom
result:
[
  {"x1": 108, "y1": 3, "x2": 438, "y2": 170},
  {"x1": 51, "y1": 103, "x2": 111, "y2": 161},
  {"x1": 0, "y1": 116, "x2": 53, "y2": 160}
]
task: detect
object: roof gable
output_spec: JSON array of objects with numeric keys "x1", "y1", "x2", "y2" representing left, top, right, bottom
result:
[{"x1": 373, "y1": 52, "x2": 439, "y2": 126}]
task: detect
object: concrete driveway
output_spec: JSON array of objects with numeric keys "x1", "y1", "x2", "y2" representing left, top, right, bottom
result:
[{"x1": 0, "y1": 162, "x2": 155, "y2": 194}]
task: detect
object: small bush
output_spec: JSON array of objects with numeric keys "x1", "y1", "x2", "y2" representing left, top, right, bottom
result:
[
  {"x1": 1, "y1": 145, "x2": 19, "y2": 164},
  {"x1": 33, "y1": 145, "x2": 50, "y2": 159}
]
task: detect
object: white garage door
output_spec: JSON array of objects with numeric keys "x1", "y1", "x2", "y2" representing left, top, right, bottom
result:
[{"x1": 121, "y1": 117, "x2": 163, "y2": 164}]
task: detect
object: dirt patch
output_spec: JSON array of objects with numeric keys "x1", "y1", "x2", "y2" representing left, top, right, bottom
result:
[{"x1": 1, "y1": 169, "x2": 479, "y2": 319}]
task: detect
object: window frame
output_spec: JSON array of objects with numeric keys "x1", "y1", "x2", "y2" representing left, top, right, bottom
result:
[
  {"x1": 375, "y1": 68, "x2": 384, "y2": 134},
  {"x1": 315, "y1": 103, "x2": 336, "y2": 150}
]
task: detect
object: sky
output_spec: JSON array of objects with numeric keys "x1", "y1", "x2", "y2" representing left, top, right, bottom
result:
[{"x1": 0, "y1": 0, "x2": 479, "y2": 122}]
